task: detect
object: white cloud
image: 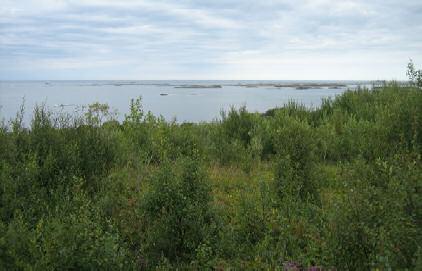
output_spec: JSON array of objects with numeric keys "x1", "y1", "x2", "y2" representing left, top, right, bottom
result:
[
  {"x1": 71, "y1": 0, "x2": 242, "y2": 29},
  {"x1": 1, "y1": 0, "x2": 421, "y2": 79}
]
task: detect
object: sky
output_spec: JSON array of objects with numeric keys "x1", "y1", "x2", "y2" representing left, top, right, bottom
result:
[{"x1": 1, "y1": 0, "x2": 422, "y2": 80}]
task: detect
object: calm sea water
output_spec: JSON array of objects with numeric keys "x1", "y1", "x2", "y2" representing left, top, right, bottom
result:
[{"x1": 0, "y1": 80, "x2": 369, "y2": 124}]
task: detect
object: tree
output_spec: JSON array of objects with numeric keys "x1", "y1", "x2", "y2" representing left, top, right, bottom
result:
[{"x1": 407, "y1": 59, "x2": 422, "y2": 88}]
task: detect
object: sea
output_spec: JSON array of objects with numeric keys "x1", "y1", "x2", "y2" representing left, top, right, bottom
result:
[{"x1": 0, "y1": 80, "x2": 372, "y2": 124}]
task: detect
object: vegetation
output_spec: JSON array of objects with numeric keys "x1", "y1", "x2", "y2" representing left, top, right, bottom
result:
[
  {"x1": 407, "y1": 59, "x2": 422, "y2": 88},
  {"x1": 0, "y1": 67, "x2": 421, "y2": 269}
]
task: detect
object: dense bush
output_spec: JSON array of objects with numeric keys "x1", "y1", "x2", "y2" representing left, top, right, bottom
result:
[
  {"x1": 0, "y1": 83, "x2": 421, "y2": 269},
  {"x1": 328, "y1": 156, "x2": 421, "y2": 270},
  {"x1": 138, "y1": 157, "x2": 217, "y2": 268}
]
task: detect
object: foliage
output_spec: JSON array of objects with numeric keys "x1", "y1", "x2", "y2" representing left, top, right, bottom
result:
[
  {"x1": 0, "y1": 82, "x2": 421, "y2": 269},
  {"x1": 138, "y1": 157, "x2": 217, "y2": 268},
  {"x1": 407, "y1": 59, "x2": 422, "y2": 87}
]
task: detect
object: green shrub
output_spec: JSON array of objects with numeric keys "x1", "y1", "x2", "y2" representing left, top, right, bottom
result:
[
  {"x1": 271, "y1": 114, "x2": 319, "y2": 202},
  {"x1": 139, "y1": 157, "x2": 217, "y2": 267},
  {"x1": 0, "y1": 80, "x2": 421, "y2": 269},
  {"x1": 328, "y1": 157, "x2": 421, "y2": 270}
]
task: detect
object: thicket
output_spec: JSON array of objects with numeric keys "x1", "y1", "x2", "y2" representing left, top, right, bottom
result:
[{"x1": 0, "y1": 83, "x2": 421, "y2": 270}]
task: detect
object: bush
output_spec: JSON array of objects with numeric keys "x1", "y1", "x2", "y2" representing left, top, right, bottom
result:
[
  {"x1": 271, "y1": 113, "x2": 319, "y2": 202},
  {"x1": 0, "y1": 182, "x2": 133, "y2": 270},
  {"x1": 139, "y1": 157, "x2": 217, "y2": 267},
  {"x1": 0, "y1": 80, "x2": 421, "y2": 269},
  {"x1": 328, "y1": 157, "x2": 421, "y2": 270}
]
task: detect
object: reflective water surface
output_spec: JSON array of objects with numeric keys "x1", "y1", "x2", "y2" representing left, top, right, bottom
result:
[{"x1": 0, "y1": 80, "x2": 370, "y2": 124}]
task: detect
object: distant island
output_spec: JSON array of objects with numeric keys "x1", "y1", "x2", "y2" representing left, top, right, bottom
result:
[
  {"x1": 174, "y1": 84, "x2": 223, "y2": 88},
  {"x1": 237, "y1": 82, "x2": 348, "y2": 89}
]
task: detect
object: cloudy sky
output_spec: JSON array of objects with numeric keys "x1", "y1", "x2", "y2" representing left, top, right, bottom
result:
[{"x1": 1, "y1": 0, "x2": 421, "y2": 80}]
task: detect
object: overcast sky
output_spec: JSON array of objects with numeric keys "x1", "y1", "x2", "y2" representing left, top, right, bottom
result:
[{"x1": 1, "y1": 0, "x2": 422, "y2": 80}]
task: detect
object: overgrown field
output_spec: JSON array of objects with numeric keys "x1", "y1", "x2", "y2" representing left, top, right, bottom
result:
[{"x1": 0, "y1": 83, "x2": 421, "y2": 270}]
